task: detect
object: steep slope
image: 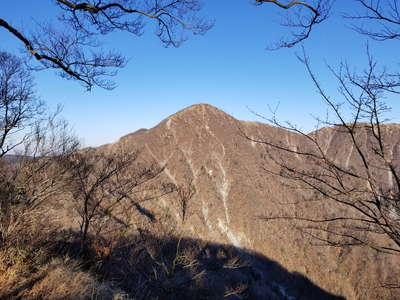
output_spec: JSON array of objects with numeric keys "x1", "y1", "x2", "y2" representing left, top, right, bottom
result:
[{"x1": 104, "y1": 103, "x2": 400, "y2": 299}]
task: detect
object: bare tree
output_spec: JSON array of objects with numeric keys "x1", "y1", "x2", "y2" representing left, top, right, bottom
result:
[
  {"x1": 0, "y1": 51, "x2": 80, "y2": 246},
  {"x1": 1, "y1": 1, "x2": 398, "y2": 90},
  {"x1": 253, "y1": 0, "x2": 400, "y2": 56},
  {"x1": 0, "y1": 0, "x2": 212, "y2": 90},
  {"x1": 245, "y1": 48, "x2": 400, "y2": 256},
  {"x1": 0, "y1": 108, "x2": 79, "y2": 246},
  {"x1": 62, "y1": 148, "x2": 165, "y2": 246},
  {"x1": 246, "y1": 0, "x2": 400, "y2": 255},
  {"x1": 0, "y1": 51, "x2": 44, "y2": 157}
]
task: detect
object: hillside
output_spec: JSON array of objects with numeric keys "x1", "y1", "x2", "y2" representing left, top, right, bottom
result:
[
  {"x1": 107, "y1": 103, "x2": 400, "y2": 299},
  {"x1": 1, "y1": 103, "x2": 399, "y2": 299}
]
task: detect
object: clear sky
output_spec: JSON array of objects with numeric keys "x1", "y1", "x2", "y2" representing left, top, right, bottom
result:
[{"x1": 1, "y1": 1, "x2": 399, "y2": 146}]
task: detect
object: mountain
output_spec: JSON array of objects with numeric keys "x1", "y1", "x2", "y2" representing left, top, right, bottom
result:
[
  {"x1": 4, "y1": 104, "x2": 398, "y2": 299},
  {"x1": 95, "y1": 103, "x2": 400, "y2": 299}
]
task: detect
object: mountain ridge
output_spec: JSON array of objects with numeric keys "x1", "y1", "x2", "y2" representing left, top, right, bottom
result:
[{"x1": 97, "y1": 103, "x2": 400, "y2": 299}]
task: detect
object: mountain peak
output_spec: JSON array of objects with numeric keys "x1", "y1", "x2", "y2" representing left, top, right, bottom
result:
[
  {"x1": 177, "y1": 103, "x2": 227, "y2": 115},
  {"x1": 158, "y1": 103, "x2": 237, "y2": 133},
  {"x1": 164, "y1": 103, "x2": 234, "y2": 124}
]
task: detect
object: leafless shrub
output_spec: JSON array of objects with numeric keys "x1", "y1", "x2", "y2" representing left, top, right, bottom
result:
[
  {"x1": 175, "y1": 178, "x2": 196, "y2": 223},
  {"x1": 61, "y1": 147, "x2": 166, "y2": 247}
]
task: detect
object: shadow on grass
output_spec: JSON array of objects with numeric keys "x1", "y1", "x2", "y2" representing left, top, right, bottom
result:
[
  {"x1": 46, "y1": 230, "x2": 346, "y2": 300},
  {"x1": 1, "y1": 272, "x2": 47, "y2": 299}
]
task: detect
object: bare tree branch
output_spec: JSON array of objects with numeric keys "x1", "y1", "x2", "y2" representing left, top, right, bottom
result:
[
  {"x1": 255, "y1": 0, "x2": 333, "y2": 49},
  {"x1": 346, "y1": 0, "x2": 400, "y2": 41},
  {"x1": 0, "y1": 1, "x2": 212, "y2": 90},
  {"x1": 248, "y1": 49, "x2": 400, "y2": 256}
]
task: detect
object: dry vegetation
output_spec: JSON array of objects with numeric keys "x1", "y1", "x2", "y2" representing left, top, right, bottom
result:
[
  {"x1": 0, "y1": 57, "x2": 263, "y2": 298},
  {"x1": 0, "y1": 192, "x2": 259, "y2": 300},
  {"x1": 1, "y1": 1, "x2": 399, "y2": 296}
]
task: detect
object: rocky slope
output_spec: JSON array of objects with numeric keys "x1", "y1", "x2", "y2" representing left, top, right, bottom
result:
[{"x1": 97, "y1": 103, "x2": 400, "y2": 299}]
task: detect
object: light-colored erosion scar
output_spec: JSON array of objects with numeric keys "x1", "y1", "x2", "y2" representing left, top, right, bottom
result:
[
  {"x1": 201, "y1": 114, "x2": 230, "y2": 224},
  {"x1": 202, "y1": 201, "x2": 214, "y2": 232},
  {"x1": 217, "y1": 159, "x2": 231, "y2": 224},
  {"x1": 285, "y1": 134, "x2": 300, "y2": 160},
  {"x1": 165, "y1": 116, "x2": 179, "y2": 144},
  {"x1": 324, "y1": 130, "x2": 335, "y2": 154},
  {"x1": 145, "y1": 143, "x2": 177, "y2": 185},
  {"x1": 217, "y1": 218, "x2": 242, "y2": 248},
  {"x1": 344, "y1": 143, "x2": 354, "y2": 169},
  {"x1": 388, "y1": 170, "x2": 394, "y2": 189},
  {"x1": 166, "y1": 118, "x2": 172, "y2": 130},
  {"x1": 164, "y1": 168, "x2": 177, "y2": 185},
  {"x1": 250, "y1": 136, "x2": 257, "y2": 149},
  {"x1": 202, "y1": 105, "x2": 226, "y2": 156},
  {"x1": 179, "y1": 141, "x2": 198, "y2": 178},
  {"x1": 249, "y1": 127, "x2": 264, "y2": 149},
  {"x1": 205, "y1": 124, "x2": 226, "y2": 156},
  {"x1": 145, "y1": 143, "x2": 159, "y2": 162},
  {"x1": 387, "y1": 146, "x2": 394, "y2": 189}
]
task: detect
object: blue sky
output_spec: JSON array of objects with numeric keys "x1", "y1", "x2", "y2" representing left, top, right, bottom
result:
[{"x1": 1, "y1": 1, "x2": 399, "y2": 146}]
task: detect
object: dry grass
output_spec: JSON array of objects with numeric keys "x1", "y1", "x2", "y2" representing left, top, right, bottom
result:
[
  {"x1": 0, "y1": 253, "x2": 121, "y2": 300},
  {"x1": 27, "y1": 258, "x2": 120, "y2": 300},
  {"x1": 0, "y1": 214, "x2": 254, "y2": 300}
]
